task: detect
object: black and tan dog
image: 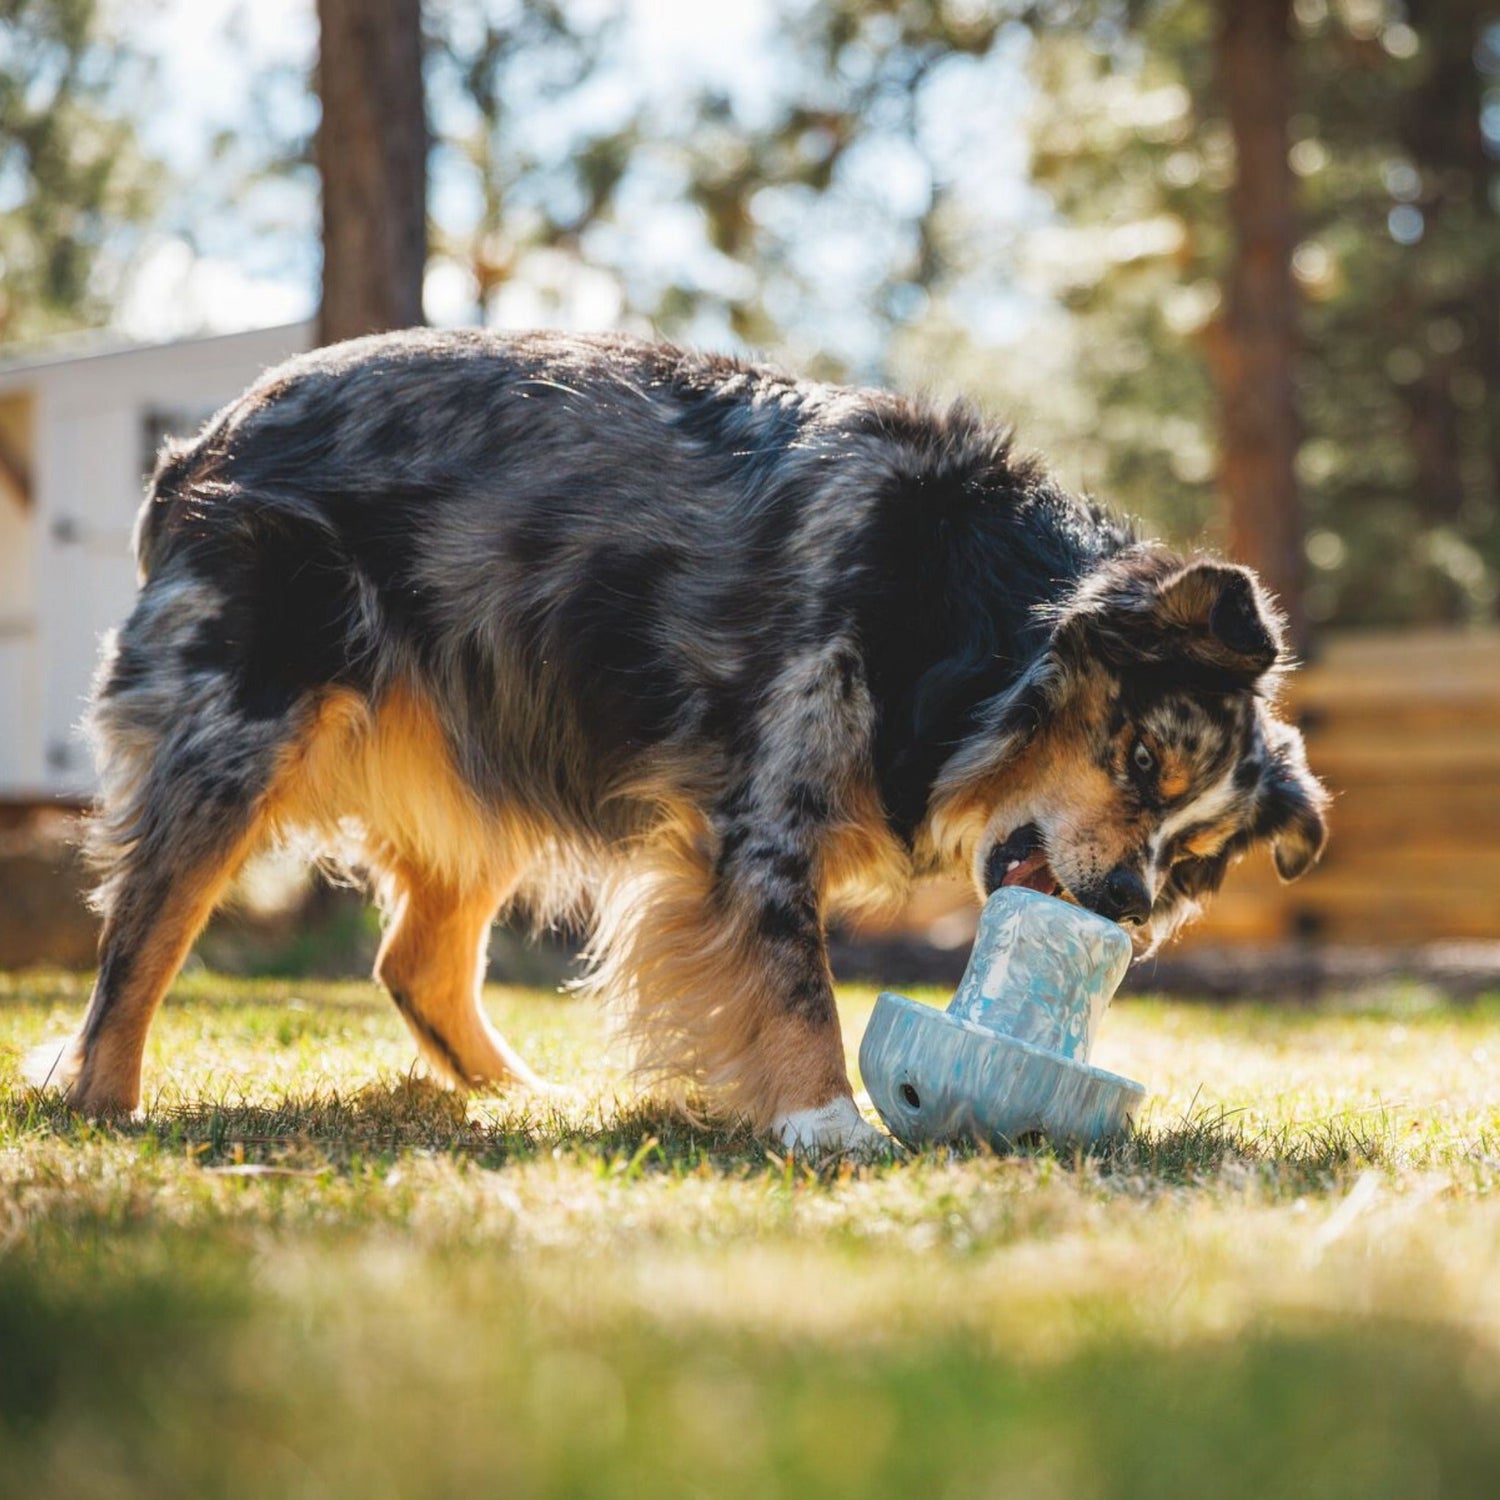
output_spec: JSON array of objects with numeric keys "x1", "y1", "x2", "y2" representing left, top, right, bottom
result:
[{"x1": 29, "y1": 331, "x2": 1326, "y2": 1154}]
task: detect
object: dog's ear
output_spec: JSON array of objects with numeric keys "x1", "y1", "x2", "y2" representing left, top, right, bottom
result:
[
  {"x1": 1152, "y1": 561, "x2": 1283, "y2": 681},
  {"x1": 1065, "y1": 558, "x2": 1284, "y2": 689},
  {"x1": 1255, "y1": 718, "x2": 1329, "y2": 881}
]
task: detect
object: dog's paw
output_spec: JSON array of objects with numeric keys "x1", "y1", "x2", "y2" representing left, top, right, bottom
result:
[{"x1": 771, "y1": 1095, "x2": 896, "y2": 1162}]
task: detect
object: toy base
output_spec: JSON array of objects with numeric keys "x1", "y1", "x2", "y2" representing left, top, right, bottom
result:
[{"x1": 859, "y1": 993, "x2": 1147, "y2": 1153}]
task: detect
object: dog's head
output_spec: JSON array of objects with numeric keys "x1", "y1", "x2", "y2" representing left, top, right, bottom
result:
[{"x1": 929, "y1": 553, "x2": 1328, "y2": 950}]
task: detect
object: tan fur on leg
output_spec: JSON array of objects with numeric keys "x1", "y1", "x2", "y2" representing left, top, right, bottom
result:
[
  {"x1": 374, "y1": 870, "x2": 550, "y2": 1091},
  {"x1": 46, "y1": 816, "x2": 266, "y2": 1116}
]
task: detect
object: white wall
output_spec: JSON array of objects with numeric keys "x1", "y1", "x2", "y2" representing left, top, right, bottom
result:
[{"x1": 0, "y1": 465, "x2": 37, "y2": 790}]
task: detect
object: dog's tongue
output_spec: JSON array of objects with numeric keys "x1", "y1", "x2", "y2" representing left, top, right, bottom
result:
[{"x1": 1000, "y1": 850, "x2": 1054, "y2": 893}]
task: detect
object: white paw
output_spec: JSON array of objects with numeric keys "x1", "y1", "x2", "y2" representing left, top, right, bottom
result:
[{"x1": 772, "y1": 1095, "x2": 895, "y2": 1161}]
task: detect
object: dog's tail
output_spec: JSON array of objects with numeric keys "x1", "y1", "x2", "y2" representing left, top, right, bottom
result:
[
  {"x1": 133, "y1": 397, "x2": 249, "y2": 583},
  {"x1": 132, "y1": 439, "x2": 199, "y2": 584}
]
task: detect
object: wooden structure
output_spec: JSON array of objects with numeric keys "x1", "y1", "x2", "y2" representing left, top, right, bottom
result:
[{"x1": 1185, "y1": 628, "x2": 1500, "y2": 947}]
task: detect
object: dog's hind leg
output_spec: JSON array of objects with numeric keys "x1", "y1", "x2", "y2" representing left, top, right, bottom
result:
[
  {"x1": 29, "y1": 624, "x2": 297, "y2": 1115},
  {"x1": 374, "y1": 871, "x2": 551, "y2": 1092},
  {"x1": 44, "y1": 811, "x2": 268, "y2": 1116}
]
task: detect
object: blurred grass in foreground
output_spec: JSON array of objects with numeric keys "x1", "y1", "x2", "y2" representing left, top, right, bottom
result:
[{"x1": 3, "y1": 971, "x2": 1499, "y2": 1500}]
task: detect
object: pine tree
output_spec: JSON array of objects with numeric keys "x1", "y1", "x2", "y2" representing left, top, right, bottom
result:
[{"x1": 1212, "y1": 0, "x2": 1304, "y2": 643}]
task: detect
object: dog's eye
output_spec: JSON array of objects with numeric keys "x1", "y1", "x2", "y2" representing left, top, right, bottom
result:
[{"x1": 1131, "y1": 740, "x2": 1155, "y2": 777}]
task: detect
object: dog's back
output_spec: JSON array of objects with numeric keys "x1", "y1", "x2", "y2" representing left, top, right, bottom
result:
[{"x1": 124, "y1": 330, "x2": 1090, "y2": 832}]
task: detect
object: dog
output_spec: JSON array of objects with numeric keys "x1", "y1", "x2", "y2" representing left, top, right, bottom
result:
[{"x1": 29, "y1": 330, "x2": 1327, "y2": 1154}]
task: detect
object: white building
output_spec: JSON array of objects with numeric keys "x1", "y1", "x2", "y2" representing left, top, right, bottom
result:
[{"x1": 0, "y1": 322, "x2": 312, "y2": 803}]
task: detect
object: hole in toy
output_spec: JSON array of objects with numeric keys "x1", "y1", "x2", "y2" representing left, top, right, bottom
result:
[{"x1": 899, "y1": 1083, "x2": 921, "y2": 1109}]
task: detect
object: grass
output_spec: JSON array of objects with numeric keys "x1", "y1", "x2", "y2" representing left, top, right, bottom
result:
[{"x1": 3, "y1": 967, "x2": 1500, "y2": 1499}]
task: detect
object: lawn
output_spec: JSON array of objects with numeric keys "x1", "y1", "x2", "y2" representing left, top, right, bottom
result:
[{"x1": 3, "y1": 967, "x2": 1499, "y2": 1500}]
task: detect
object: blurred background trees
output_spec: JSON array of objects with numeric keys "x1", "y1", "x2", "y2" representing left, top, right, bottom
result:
[
  {"x1": 1, "y1": 0, "x2": 1496, "y2": 633},
  {"x1": 0, "y1": 0, "x2": 161, "y2": 342},
  {"x1": 1014, "y1": 0, "x2": 1499, "y2": 632}
]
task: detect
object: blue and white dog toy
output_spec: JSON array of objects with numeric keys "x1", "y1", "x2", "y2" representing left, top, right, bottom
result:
[{"x1": 860, "y1": 887, "x2": 1147, "y2": 1152}]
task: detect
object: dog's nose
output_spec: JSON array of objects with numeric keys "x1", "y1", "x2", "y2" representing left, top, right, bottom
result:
[{"x1": 1096, "y1": 867, "x2": 1152, "y2": 927}]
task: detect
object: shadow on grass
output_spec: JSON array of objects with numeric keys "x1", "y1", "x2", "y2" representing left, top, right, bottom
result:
[
  {"x1": 1095, "y1": 1100, "x2": 1388, "y2": 1184},
  {"x1": 6, "y1": 1076, "x2": 1391, "y2": 1191},
  {"x1": 4, "y1": 1075, "x2": 771, "y2": 1175}
]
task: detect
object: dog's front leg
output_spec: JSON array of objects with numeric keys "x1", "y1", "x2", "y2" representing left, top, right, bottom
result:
[{"x1": 714, "y1": 813, "x2": 889, "y2": 1159}]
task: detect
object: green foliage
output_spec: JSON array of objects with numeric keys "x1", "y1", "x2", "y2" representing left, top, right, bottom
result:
[
  {"x1": 1293, "y1": 0, "x2": 1500, "y2": 625},
  {"x1": 5, "y1": 0, "x2": 1496, "y2": 633},
  {"x1": 423, "y1": 0, "x2": 1029, "y2": 371},
  {"x1": 1008, "y1": 0, "x2": 1500, "y2": 626},
  {"x1": 1000, "y1": 2, "x2": 1226, "y2": 543},
  {"x1": 316, "y1": 0, "x2": 1500, "y2": 627},
  {"x1": 0, "y1": 0, "x2": 162, "y2": 341}
]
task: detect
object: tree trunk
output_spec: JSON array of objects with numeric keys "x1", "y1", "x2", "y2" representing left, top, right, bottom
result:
[
  {"x1": 1400, "y1": 0, "x2": 1498, "y2": 535},
  {"x1": 1210, "y1": 0, "x2": 1306, "y2": 649},
  {"x1": 316, "y1": 0, "x2": 428, "y2": 345}
]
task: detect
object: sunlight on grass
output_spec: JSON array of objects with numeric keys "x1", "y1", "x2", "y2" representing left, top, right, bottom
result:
[{"x1": 3, "y1": 970, "x2": 1499, "y2": 1499}]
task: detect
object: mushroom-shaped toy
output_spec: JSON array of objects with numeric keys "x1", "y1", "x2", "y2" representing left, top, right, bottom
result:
[{"x1": 859, "y1": 887, "x2": 1147, "y2": 1152}]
